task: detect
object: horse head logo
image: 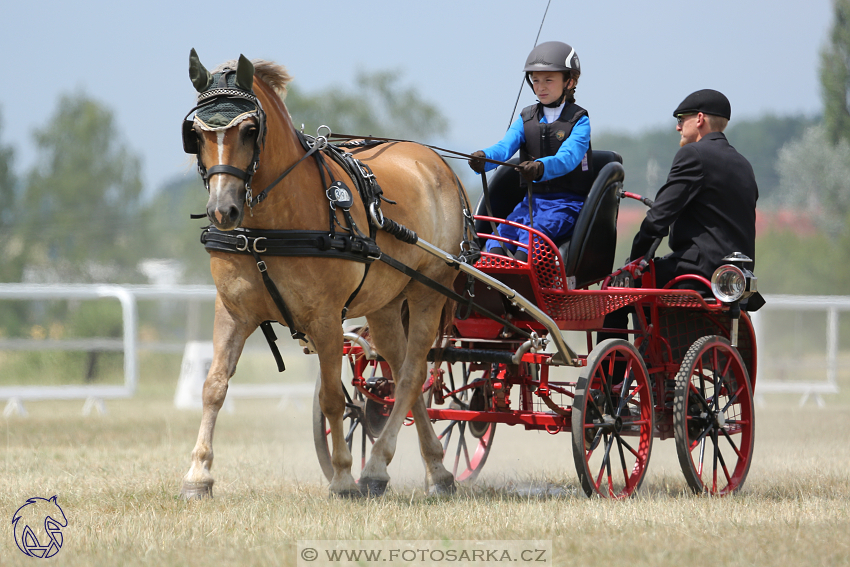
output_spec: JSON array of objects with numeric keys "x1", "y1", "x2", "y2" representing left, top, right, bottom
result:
[{"x1": 12, "y1": 496, "x2": 68, "y2": 559}]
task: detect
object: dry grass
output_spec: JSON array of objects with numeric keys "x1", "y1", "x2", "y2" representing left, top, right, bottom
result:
[{"x1": 1, "y1": 390, "x2": 849, "y2": 566}]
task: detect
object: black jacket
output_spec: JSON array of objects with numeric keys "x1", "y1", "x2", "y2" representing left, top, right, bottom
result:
[{"x1": 630, "y1": 132, "x2": 758, "y2": 281}]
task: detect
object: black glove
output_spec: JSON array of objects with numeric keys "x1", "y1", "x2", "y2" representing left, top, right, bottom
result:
[
  {"x1": 468, "y1": 150, "x2": 486, "y2": 173},
  {"x1": 609, "y1": 271, "x2": 634, "y2": 288},
  {"x1": 516, "y1": 160, "x2": 544, "y2": 182}
]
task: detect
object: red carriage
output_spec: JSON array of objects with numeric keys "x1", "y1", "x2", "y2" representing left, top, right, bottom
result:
[{"x1": 314, "y1": 151, "x2": 758, "y2": 499}]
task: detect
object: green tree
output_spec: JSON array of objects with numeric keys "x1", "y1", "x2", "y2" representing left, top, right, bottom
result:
[
  {"x1": 140, "y1": 174, "x2": 213, "y2": 284},
  {"x1": 285, "y1": 70, "x2": 448, "y2": 140},
  {"x1": 19, "y1": 92, "x2": 145, "y2": 283},
  {"x1": 775, "y1": 124, "x2": 850, "y2": 235},
  {"x1": 821, "y1": 0, "x2": 850, "y2": 144},
  {"x1": 726, "y1": 114, "x2": 817, "y2": 198},
  {"x1": 593, "y1": 114, "x2": 813, "y2": 201},
  {"x1": 0, "y1": 108, "x2": 23, "y2": 283}
]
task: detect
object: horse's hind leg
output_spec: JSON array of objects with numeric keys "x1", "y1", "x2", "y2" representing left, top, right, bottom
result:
[
  {"x1": 361, "y1": 293, "x2": 455, "y2": 495},
  {"x1": 411, "y1": 395, "x2": 456, "y2": 494},
  {"x1": 181, "y1": 296, "x2": 251, "y2": 499}
]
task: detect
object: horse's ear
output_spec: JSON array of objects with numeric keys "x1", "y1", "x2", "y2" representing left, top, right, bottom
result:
[
  {"x1": 189, "y1": 48, "x2": 212, "y2": 93},
  {"x1": 235, "y1": 54, "x2": 254, "y2": 92}
]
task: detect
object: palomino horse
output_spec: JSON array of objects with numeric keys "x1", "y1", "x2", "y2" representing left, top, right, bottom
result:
[{"x1": 180, "y1": 50, "x2": 467, "y2": 497}]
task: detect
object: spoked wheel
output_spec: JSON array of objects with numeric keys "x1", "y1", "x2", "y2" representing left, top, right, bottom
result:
[
  {"x1": 673, "y1": 335, "x2": 754, "y2": 495},
  {"x1": 312, "y1": 354, "x2": 392, "y2": 482},
  {"x1": 427, "y1": 361, "x2": 496, "y2": 483},
  {"x1": 571, "y1": 339, "x2": 654, "y2": 498}
]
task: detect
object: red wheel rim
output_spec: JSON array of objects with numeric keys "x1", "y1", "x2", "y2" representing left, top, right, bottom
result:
[
  {"x1": 677, "y1": 338, "x2": 754, "y2": 495},
  {"x1": 574, "y1": 340, "x2": 653, "y2": 499}
]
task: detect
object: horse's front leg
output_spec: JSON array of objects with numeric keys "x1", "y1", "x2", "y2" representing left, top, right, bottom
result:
[
  {"x1": 312, "y1": 319, "x2": 360, "y2": 497},
  {"x1": 180, "y1": 296, "x2": 252, "y2": 499}
]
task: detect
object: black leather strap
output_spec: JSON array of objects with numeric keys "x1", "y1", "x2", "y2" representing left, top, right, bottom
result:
[
  {"x1": 378, "y1": 252, "x2": 531, "y2": 340},
  {"x1": 250, "y1": 133, "x2": 320, "y2": 206},
  {"x1": 259, "y1": 321, "x2": 286, "y2": 372},
  {"x1": 201, "y1": 227, "x2": 381, "y2": 262},
  {"x1": 249, "y1": 247, "x2": 306, "y2": 344},
  {"x1": 205, "y1": 164, "x2": 250, "y2": 181}
]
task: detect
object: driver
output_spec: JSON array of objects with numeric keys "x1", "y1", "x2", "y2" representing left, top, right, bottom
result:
[
  {"x1": 630, "y1": 89, "x2": 758, "y2": 288},
  {"x1": 468, "y1": 41, "x2": 593, "y2": 262},
  {"x1": 600, "y1": 90, "x2": 760, "y2": 346}
]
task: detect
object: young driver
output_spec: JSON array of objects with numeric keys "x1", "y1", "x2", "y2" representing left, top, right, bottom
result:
[{"x1": 468, "y1": 41, "x2": 593, "y2": 261}]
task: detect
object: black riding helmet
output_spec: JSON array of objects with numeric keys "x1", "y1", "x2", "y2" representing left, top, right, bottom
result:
[{"x1": 524, "y1": 41, "x2": 581, "y2": 106}]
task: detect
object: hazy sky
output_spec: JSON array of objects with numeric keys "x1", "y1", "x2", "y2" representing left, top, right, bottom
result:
[{"x1": 0, "y1": 0, "x2": 834, "y2": 193}]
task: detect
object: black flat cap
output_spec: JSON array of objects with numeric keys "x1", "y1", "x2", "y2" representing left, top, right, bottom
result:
[{"x1": 673, "y1": 89, "x2": 731, "y2": 120}]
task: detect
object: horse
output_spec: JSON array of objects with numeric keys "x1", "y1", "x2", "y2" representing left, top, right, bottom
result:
[{"x1": 180, "y1": 50, "x2": 469, "y2": 498}]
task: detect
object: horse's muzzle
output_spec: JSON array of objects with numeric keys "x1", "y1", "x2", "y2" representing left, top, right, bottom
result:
[{"x1": 207, "y1": 202, "x2": 244, "y2": 231}]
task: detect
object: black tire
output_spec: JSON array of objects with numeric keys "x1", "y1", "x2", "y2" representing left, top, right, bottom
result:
[
  {"x1": 673, "y1": 336, "x2": 755, "y2": 495},
  {"x1": 571, "y1": 339, "x2": 654, "y2": 498}
]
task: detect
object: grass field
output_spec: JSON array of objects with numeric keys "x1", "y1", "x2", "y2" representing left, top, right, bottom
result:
[{"x1": 2, "y1": 349, "x2": 850, "y2": 566}]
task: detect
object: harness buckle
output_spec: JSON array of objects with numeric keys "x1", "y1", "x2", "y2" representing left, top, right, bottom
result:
[
  {"x1": 253, "y1": 236, "x2": 268, "y2": 253},
  {"x1": 236, "y1": 234, "x2": 249, "y2": 252},
  {"x1": 369, "y1": 201, "x2": 385, "y2": 228},
  {"x1": 245, "y1": 188, "x2": 254, "y2": 215},
  {"x1": 257, "y1": 260, "x2": 268, "y2": 273}
]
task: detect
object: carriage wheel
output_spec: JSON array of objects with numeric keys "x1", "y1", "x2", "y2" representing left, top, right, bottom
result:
[
  {"x1": 571, "y1": 339, "x2": 653, "y2": 498},
  {"x1": 673, "y1": 335, "x2": 754, "y2": 495},
  {"x1": 312, "y1": 354, "x2": 392, "y2": 482},
  {"x1": 427, "y1": 361, "x2": 497, "y2": 483}
]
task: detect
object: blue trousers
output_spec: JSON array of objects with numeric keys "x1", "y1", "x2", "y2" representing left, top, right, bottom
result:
[{"x1": 485, "y1": 192, "x2": 584, "y2": 253}]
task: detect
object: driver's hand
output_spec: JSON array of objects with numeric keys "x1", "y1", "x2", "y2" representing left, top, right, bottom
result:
[
  {"x1": 516, "y1": 160, "x2": 544, "y2": 182},
  {"x1": 610, "y1": 271, "x2": 634, "y2": 288},
  {"x1": 468, "y1": 151, "x2": 486, "y2": 173}
]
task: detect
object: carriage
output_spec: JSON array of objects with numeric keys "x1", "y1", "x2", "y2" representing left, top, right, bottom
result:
[
  {"x1": 312, "y1": 152, "x2": 757, "y2": 499},
  {"x1": 181, "y1": 51, "x2": 756, "y2": 501}
]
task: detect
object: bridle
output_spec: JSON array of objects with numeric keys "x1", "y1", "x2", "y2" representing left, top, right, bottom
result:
[
  {"x1": 182, "y1": 71, "x2": 268, "y2": 208},
  {"x1": 182, "y1": 78, "x2": 332, "y2": 215}
]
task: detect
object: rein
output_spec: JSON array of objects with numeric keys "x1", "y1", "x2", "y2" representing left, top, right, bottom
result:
[
  {"x1": 187, "y1": 91, "x2": 530, "y2": 368},
  {"x1": 327, "y1": 132, "x2": 519, "y2": 169}
]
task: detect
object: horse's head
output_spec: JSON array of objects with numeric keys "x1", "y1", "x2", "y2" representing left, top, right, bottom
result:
[{"x1": 183, "y1": 49, "x2": 266, "y2": 230}]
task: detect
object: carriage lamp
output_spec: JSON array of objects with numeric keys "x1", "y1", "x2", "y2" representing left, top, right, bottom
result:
[
  {"x1": 711, "y1": 254, "x2": 757, "y2": 304},
  {"x1": 711, "y1": 254, "x2": 757, "y2": 347}
]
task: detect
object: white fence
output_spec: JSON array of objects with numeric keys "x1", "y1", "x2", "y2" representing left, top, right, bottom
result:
[
  {"x1": 0, "y1": 285, "x2": 845, "y2": 413},
  {"x1": 0, "y1": 283, "x2": 316, "y2": 416},
  {"x1": 751, "y1": 295, "x2": 846, "y2": 407}
]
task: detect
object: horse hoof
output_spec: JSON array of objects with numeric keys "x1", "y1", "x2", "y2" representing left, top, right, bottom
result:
[
  {"x1": 180, "y1": 482, "x2": 213, "y2": 500},
  {"x1": 429, "y1": 480, "x2": 457, "y2": 496},
  {"x1": 359, "y1": 477, "x2": 389, "y2": 497},
  {"x1": 331, "y1": 488, "x2": 364, "y2": 499}
]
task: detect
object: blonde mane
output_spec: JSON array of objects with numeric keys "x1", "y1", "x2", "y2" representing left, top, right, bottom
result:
[{"x1": 212, "y1": 59, "x2": 292, "y2": 101}]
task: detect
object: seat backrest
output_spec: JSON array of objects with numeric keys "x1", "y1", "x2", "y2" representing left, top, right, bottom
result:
[
  {"x1": 472, "y1": 158, "x2": 522, "y2": 246},
  {"x1": 557, "y1": 152, "x2": 623, "y2": 287}
]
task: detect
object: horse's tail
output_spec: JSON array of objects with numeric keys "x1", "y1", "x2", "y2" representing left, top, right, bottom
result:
[{"x1": 428, "y1": 298, "x2": 456, "y2": 373}]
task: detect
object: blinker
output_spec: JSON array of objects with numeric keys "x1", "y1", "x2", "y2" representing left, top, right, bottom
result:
[{"x1": 182, "y1": 119, "x2": 199, "y2": 154}]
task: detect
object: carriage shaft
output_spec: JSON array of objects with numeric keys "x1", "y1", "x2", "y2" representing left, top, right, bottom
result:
[{"x1": 413, "y1": 238, "x2": 579, "y2": 366}]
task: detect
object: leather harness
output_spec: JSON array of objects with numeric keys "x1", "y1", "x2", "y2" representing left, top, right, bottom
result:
[{"x1": 186, "y1": 90, "x2": 534, "y2": 371}]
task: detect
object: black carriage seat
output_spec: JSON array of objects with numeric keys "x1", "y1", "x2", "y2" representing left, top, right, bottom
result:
[{"x1": 472, "y1": 151, "x2": 624, "y2": 288}]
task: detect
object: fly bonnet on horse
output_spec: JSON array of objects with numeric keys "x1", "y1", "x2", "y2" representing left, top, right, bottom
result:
[{"x1": 182, "y1": 49, "x2": 267, "y2": 195}]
